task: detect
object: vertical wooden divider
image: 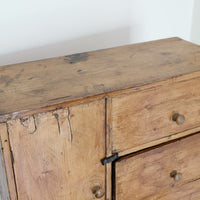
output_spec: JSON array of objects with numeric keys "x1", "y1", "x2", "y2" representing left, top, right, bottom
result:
[{"x1": 105, "y1": 97, "x2": 113, "y2": 200}]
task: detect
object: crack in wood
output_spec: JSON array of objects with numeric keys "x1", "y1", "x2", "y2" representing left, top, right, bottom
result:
[
  {"x1": 183, "y1": 177, "x2": 200, "y2": 185},
  {"x1": 19, "y1": 116, "x2": 37, "y2": 134},
  {"x1": 53, "y1": 113, "x2": 61, "y2": 135},
  {"x1": 10, "y1": 150, "x2": 14, "y2": 165},
  {"x1": 19, "y1": 117, "x2": 29, "y2": 127},
  {"x1": 30, "y1": 115, "x2": 37, "y2": 134},
  {"x1": 67, "y1": 107, "x2": 73, "y2": 143}
]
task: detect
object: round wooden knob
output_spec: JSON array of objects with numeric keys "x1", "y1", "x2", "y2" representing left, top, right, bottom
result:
[
  {"x1": 91, "y1": 185, "x2": 104, "y2": 198},
  {"x1": 172, "y1": 113, "x2": 185, "y2": 125},
  {"x1": 170, "y1": 170, "x2": 182, "y2": 181}
]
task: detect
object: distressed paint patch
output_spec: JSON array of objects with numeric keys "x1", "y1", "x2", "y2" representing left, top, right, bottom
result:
[{"x1": 64, "y1": 53, "x2": 89, "y2": 64}]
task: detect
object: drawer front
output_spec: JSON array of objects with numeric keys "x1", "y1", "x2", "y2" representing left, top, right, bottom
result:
[
  {"x1": 7, "y1": 100, "x2": 105, "y2": 200},
  {"x1": 112, "y1": 77, "x2": 200, "y2": 153},
  {"x1": 115, "y1": 133, "x2": 200, "y2": 200}
]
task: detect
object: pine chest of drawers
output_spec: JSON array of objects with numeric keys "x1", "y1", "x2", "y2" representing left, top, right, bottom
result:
[{"x1": 1, "y1": 37, "x2": 200, "y2": 200}]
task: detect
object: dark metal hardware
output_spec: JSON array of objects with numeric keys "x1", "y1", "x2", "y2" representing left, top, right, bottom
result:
[{"x1": 101, "y1": 153, "x2": 119, "y2": 165}]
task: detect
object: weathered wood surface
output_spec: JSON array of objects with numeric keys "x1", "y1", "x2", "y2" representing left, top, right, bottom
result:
[
  {"x1": 8, "y1": 100, "x2": 105, "y2": 200},
  {"x1": 1, "y1": 37, "x2": 200, "y2": 121},
  {"x1": 117, "y1": 126, "x2": 200, "y2": 157},
  {"x1": 0, "y1": 123, "x2": 17, "y2": 200},
  {"x1": 116, "y1": 133, "x2": 200, "y2": 200},
  {"x1": 112, "y1": 74, "x2": 200, "y2": 153},
  {"x1": 0, "y1": 139, "x2": 10, "y2": 200}
]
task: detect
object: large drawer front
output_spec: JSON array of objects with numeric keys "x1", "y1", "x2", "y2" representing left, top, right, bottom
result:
[
  {"x1": 7, "y1": 100, "x2": 105, "y2": 200},
  {"x1": 115, "y1": 133, "x2": 200, "y2": 200},
  {"x1": 112, "y1": 77, "x2": 200, "y2": 153}
]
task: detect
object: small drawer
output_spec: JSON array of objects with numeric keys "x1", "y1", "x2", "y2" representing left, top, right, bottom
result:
[
  {"x1": 111, "y1": 76, "x2": 200, "y2": 153},
  {"x1": 115, "y1": 133, "x2": 200, "y2": 200}
]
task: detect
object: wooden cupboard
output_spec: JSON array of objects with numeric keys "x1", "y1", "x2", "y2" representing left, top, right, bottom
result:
[{"x1": 0, "y1": 37, "x2": 200, "y2": 199}]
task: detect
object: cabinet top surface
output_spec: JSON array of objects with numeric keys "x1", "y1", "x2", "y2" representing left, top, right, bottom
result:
[{"x1": 0, "y1": 37, "x2": 200, "y2": 118}]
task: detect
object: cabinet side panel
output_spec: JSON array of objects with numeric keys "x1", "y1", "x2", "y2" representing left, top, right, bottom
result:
[
  {"x1": 8, "y1": 100, "x2": 105, "y2": 200},
  {"x1": 0, "y1": 139, "x2": 10, "y2": 199},
  {"x1": 0, "y1": 123, "x2": 17, "y2": 200}
]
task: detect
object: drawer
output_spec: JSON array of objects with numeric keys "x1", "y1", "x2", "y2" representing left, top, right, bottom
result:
[
  {"x1": 112, "y1": 77, "x2": 200, "y2": 153},
  {"x1": 115, "y1": 133, "x2": 200, "y2": 200},
  {"x1": 7, "y1": 101, "x2": 106, "y2": 200}
]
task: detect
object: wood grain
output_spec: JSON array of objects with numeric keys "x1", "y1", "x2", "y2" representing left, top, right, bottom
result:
[
  {"x1": 118, "y1": 126, "x2": 200, "y2": 157},
  {"x1": 0, "y1": 123, "x2": 17, "y2": 200},
  {"x1": 8, "y1": 100, "x2": 105, "y2": 200},
  {"x1": 156, "y1": 179, "x2": 200, "y2": 200},
  {"x1": 112, "y1": 75, "x2": 200, "y2": 153},
  {"x1": 0, "y1": 137, "x2": 10, "y2": 200},
  {"x1": 116, "y1": 133, "x2": 200, "y2": 200},
  {"x1": 1, "y1": 38, "x2": 200, "y2": 120}
]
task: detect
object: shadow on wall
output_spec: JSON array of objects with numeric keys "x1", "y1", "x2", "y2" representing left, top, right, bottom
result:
[
  {"x1": 191, "y1": 0, "x2": 200, "y2": 45},
  {"x1": 0, "y1": 27, "x2": 131, "y2": 66}
]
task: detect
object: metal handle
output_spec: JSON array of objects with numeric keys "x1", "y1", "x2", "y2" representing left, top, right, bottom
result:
[
  {"x1": 172, "y1": 113, "x2": 185, "y2": 125},
  {"x1": 170, "y1": 170, "x2": 182, "y2": 181}
]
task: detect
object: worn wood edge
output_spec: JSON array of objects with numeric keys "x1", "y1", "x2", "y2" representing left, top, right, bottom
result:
[
  {"x1": 105, "y1": 97, "x2": 113, "y2": 200},
  {"x1": 0, "y1": 131, "x2": 10, "y2": 200},
  {"x1": 0, "y1": 37, "x2": 181, "y2": 69},
  {"x1": 0, "y1": 123, "x2": 18, "y2": 200},
  {"x1": 0, "y1": 94, "x2": 106, "y2": 123},
  {"x1": 1, "y1": 70, "x2": 200, "y2": 123},
  {"x1": 106, "y1": 97, "x2": 113, "y2": 157},
  {"x1": 105, "y1": 164, "x2": 112, "y2": 200},
  {"x1": 117, "y1": 126, "x2": 200, "y2": 157},
  {"x1": 110, "y1": 69, "x2": 200, "y2": 99}
]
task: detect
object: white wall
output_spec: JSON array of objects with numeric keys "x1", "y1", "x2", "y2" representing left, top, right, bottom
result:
[
  {"x1": 131, "y1": 0, "x2": 194, "y2": 43},
  {"x1": 191, "y1": 0, "x2": 200, "y2": 45},
  {"x1": 0, "y1": 0, "x2": 196, "y2": 66}
]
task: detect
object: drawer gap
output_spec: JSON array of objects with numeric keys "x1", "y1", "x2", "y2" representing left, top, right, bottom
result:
[{"x1": 112, "y1": 162, "x2": 116, "y2": 200}]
